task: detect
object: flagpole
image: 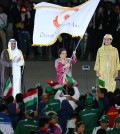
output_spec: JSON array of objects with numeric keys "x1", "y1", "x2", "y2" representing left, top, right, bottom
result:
[
  {"x1": 71, "y1": 38, "x2": 82, "y2": 59},
  {"x1": 36, "y1": 88, "x2": 38, "y2": 118}
]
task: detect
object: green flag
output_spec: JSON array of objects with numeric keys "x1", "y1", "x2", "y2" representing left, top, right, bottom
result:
[
  {"x1": 66, "y1": 74, "x2": 74, "y2": 87},
  {"x1": 96, "y1": 78, "x2": 105, "y2": 87}
]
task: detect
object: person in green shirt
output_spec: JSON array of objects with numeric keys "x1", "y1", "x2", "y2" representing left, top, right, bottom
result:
[
  {"x1": 106, "y1": 115, "x2": 120, "y2": 134},
  {"x1": 15, "y1": 110, "x2": 38, "y2": 134},
  {"x1": 44, "y1": 86, "x2": 60, "y2": 113},
  {"x1": 79, "y1": 95, "x2": 104, "y2": 134}
]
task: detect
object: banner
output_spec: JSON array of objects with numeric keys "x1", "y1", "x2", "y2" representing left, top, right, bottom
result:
[
  {"x1": 33, "y1": 0, "x2": 100, "y2": 46},
  {"x1": 23, "y1": 89, "x2": 38, "y2": 107}
]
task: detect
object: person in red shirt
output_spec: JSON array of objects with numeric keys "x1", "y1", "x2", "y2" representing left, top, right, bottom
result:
[{"x1": 106, "y1": 96, "x2": 119, "y2": 128}]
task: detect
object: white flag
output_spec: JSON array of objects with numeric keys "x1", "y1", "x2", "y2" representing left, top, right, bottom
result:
[{"x1": 33, "y1": 0, "x2": 100, "y2": 46}]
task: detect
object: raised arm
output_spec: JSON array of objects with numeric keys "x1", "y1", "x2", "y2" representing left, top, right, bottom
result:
[{"x1": 71, "y1": 51, "x2": 77, "y2": 64}]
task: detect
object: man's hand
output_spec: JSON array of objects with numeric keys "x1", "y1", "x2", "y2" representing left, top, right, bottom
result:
[
  {"x1": 96, "y1": 71, "x2": 101, "y2": 77},
  {"x1": 17, "y1": 57, "x2": 21, "y2": 63},
  {"x1": 114, "y1": 70, "x2": 118, "y2": 78}
]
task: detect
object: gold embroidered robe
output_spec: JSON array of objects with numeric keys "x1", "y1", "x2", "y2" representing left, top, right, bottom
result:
[{"x1": 94, "y1": 45, "x2": 120, "y2": 92}]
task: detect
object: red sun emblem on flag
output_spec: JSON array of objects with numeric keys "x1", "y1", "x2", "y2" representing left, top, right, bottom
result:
[
  {"x1": 64, "y1": 14, "x2": 70, "y2": 20},
  {"x1": 53, "y1": 16, "x2": 60, "y2": 28},
  {"x1": 53, "y1": 8, "x2": 79, "y2": 28}
]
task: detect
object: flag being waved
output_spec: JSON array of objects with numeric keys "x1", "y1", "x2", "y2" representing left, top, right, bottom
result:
[
  {"x1": 33, "y1": 0, "x2": 100, "y2": 46},
  {"x1": 3, "y1": 78, "x2": 12, "y2": 98},
  {"x1": 51, "y1": 82, "x2": 63, "y2": 90},
  {"x1": 65, "y1": 74, "x2": 78, "y2": 87},
  {"x1": 66, "y1": 74, "x2": 74, "y2": 87},
  {"x1": 47, "y1": 80, "x2": 63, "y2": 91},
  {"x1": 23, "y1": 89, "x2": 38, "y2": 107}
]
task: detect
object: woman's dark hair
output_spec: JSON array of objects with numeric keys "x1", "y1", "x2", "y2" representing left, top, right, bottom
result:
[{"x1": 58, "y1": 48, "x2": 66, "y2": 57}]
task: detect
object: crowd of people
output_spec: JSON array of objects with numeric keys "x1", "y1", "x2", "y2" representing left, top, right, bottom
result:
[
  {"x1": 0, "y1": 0, "x2": 120, "y2": 134},
  {"x1": 0, "y1": 82, "x2": 120, "y2": 134},
  {"x1": 0, "y1": 0, "x2": 120, "y2": 60}
]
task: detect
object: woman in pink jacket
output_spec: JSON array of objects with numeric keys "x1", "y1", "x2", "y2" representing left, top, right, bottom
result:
[{"x1": 55, "y1": 48, "x2": 77, "y2": 85}]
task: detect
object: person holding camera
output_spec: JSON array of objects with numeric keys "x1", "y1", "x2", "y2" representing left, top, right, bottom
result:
[{"x1": 55, "y1": 48, "x2": 77, "y2": 85}]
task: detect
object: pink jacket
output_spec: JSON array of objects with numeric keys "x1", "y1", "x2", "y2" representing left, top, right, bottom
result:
[{"x1": 55, "y1": 58, "x2": 77, "y2": 85}]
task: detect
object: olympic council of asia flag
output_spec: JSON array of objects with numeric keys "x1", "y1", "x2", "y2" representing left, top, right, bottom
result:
[{"x1": 33, "y1": 0, "x2": 100, "y2": 46}]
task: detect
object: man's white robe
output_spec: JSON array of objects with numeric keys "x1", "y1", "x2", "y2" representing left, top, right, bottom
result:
[{"x1": 8, "y1": 40, "x2": 24, "y2": 98}]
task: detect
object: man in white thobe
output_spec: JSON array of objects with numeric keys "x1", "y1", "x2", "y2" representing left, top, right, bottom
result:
[{"x1": 0, "y1": 39, "x2": 25, "y2": 98}]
